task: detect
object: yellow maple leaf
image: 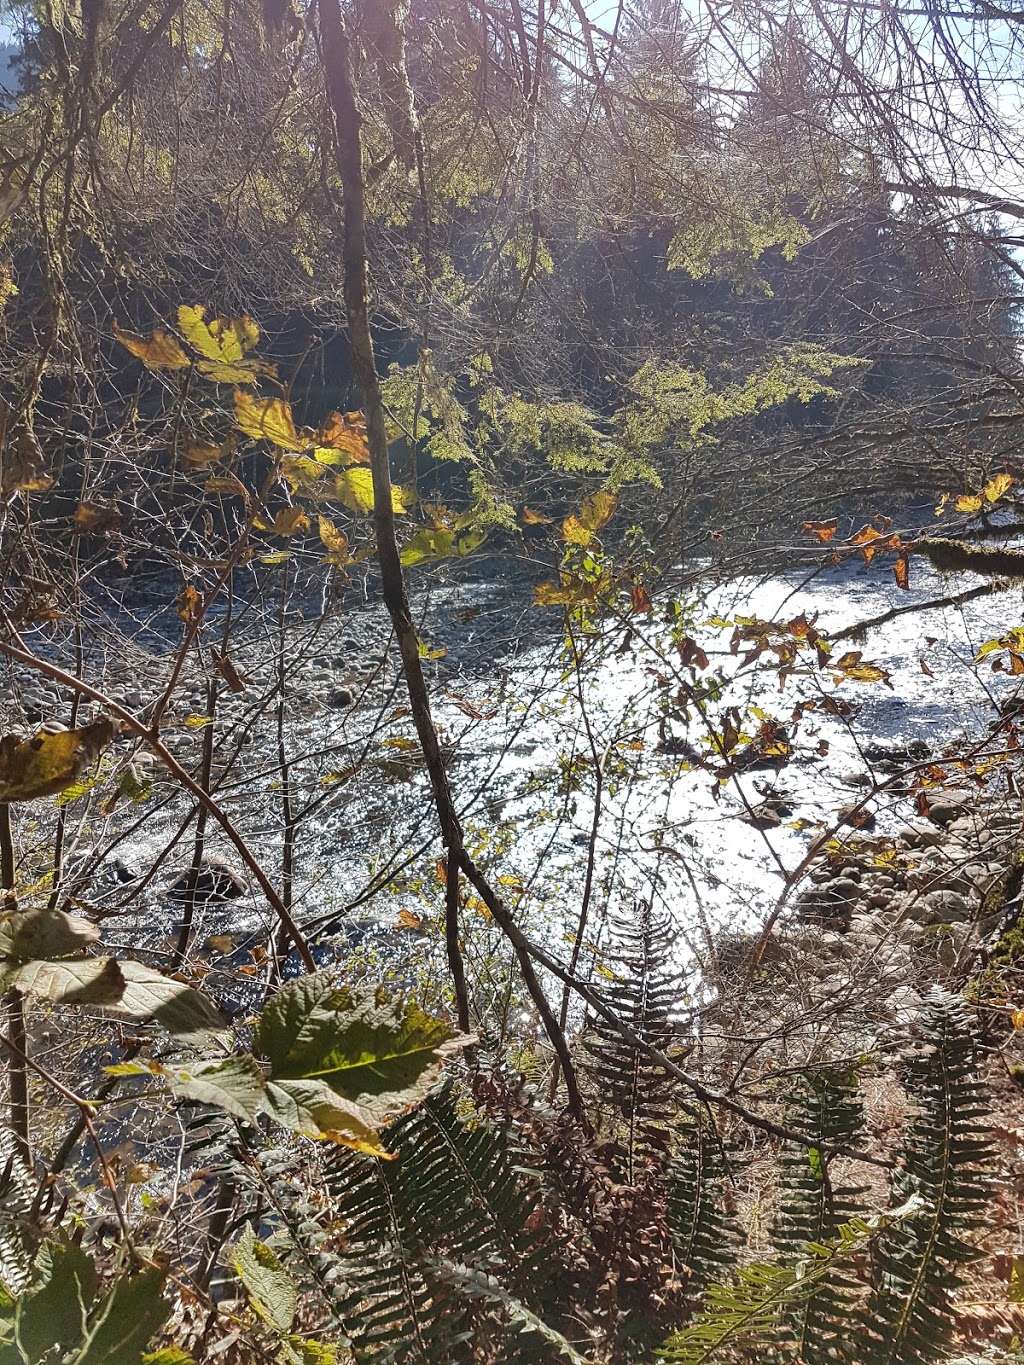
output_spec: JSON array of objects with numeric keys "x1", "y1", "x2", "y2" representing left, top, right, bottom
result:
[
  {"x1": 581, "y1": 489, "x2": 617, "y2": 532},
  {"x1": 561, "y1": 514, "x2": 593, "y2": 547},
  {"x1": 984, "y1": 472, "x2": 1014, "y2": 503},
  {"x1": 234, "y1": 391, "x2": 302, "y2": 450},
  {"x1": 955, "y1": 493, "x2": 984, "y2": 513}
]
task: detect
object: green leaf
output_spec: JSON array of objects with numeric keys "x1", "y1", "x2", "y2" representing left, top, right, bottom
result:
[
  {"x1": 279, "y1": 1340, "x2": 338, "y2": 1365},
  {"x1": 0, "y1": 910, "x2": 99, "y2": 960},
  {"x1": 103, "y1": 960, "x2": 226, "y2": 1043},
  {"x1": 400, "y1": 528, "x2": 456, "y2": 567},
  {"x1": 332, "y1": 466, "x2": 376, "y2": 514},
  {"x1": 261, "y1": 1078, "x2": 390, "y2": 1156},
  {"x1": 0, "y1": 957, "x2": 125, "y2": 1005},
  {"x1": 432, "y1": 1260, "x2": 594, "y2": 1364},
  {"x1": 142, "y1": 1351, "x2": 195, "y2": 1365},
  {"x1": 69, "y1": 1267, "x2": 170, "y2": 1364},
  {"x1": 400, "y1": 527, "x2": 486, "y2": 567},
  {"x1": 164, "y1": 1055, "x2": 265, "y2": 1121},
  {"x1": 231, "y1": 1224, "x2": 297, "y2": 1335},
  {"x1": 254, "y1": 977, "x2": 470, "y2": 1118},
  {"x1": 110, "y1": 1055, "x2": 266, "y2": 1122},
  {"x1": 15, "y1": 1243, "x2": 97, "y2": 1362}
]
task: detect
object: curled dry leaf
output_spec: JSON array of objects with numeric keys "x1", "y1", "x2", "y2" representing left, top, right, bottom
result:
[
  {"x1": 113, "y1": 320, "x2": 190, "y2": 371},
  {"x1": 177, "y1": 584, "x2": 201, "y2": 628},
  {"x1": 73, "y1": 501, "x2": 121, "y2": 534}
]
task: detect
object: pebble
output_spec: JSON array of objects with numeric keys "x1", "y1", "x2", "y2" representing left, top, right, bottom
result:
[
  {"x1": 920, "y1": 889, "x2": 972, "y2": 923},
  {"x1": 898, "y1": 822, "x2": 946, "y2": 849}
]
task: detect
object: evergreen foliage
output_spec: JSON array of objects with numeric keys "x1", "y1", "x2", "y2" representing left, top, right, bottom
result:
[
  {"x1": 581, "y1": 902, "x2": 689, "y2": 1181},
  {"x1": 862, "y1": 991, "x2": 992, "y2": 1365},
  {"x1": 774, "y1": 1068, "x2": 868, "y2": 1362},
  {"x1": 666, "y1": 1117, "x2": 738, "y2": 1304}
]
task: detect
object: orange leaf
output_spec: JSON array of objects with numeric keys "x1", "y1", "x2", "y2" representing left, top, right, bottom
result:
[
  {"x1": 177, "y1": 584, "x2": 201, "y2": 627},
  {"x1": 893, "y1": 554, "x2": 909, "y2": 590},
  {"x1": 631, "y1": 584, "x2": 652, "y2": 614},
  {"x1": 802, "y1": 519, "x2": 838, "y2": 543},
  {"x1": 113, "y1": 320, "x2": 189, "y2": 371},
  {"x1": 522, "y1": 506, "x2": 553, "y2": 525},
  {"x1": 850, "y1": 523, "x2": 883, "y2": 563},
  {"x1": 315, "y1": 410, "x2": 370, "y2": 465}
]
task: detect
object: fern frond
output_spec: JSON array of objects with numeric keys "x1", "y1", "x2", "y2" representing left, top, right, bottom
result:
[
  {"x1": 430, "y1": 1260, "x2": 593, "y2": 1364},
  {"x1": 317, "y1": 1089, "x2": 562, "y2": 1360},
  {"x1": 582, "y1": 901, "x2": 689, "y2": 1180},
  {"x1": 666, "y1": 1114, "x2": 737, "y2": 1302},
  {"x1": 861, "y1": 990, "x2": 992, "y2": 1365},
  {"x1": 774, "y1": 1066, "x2": 868, "y2": 1361},
  {"x1": 658, "y1": 1202, "x2": 924, "y2": 1365}
]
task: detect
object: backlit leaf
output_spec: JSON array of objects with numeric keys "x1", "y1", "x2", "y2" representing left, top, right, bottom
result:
[
  {"x1": 317, "y1": 516, "x2": 349, "y2": 566},
  {"x1": 234, "y1": 391, "x2": 302, "y2": 450},
  {"x1": 315, "y1": 410, "x2": 370, "y2": 465},
  {"x1": 178, "y1": 306, "x2": 258, "y2": 361},
  {"x1": 803, "y1": 519, "x2": 838, "y2": 543},
  {"x1": 561, "y1": 514, "x2": 593, "y2": 546},
  {"x1": 522, "y1": 506, "x2": 553, "y2": 524},
  {"x1": 279, "y1": 455, "x2": 324, "y2": 490},
  {"x1": 955, "y1": 493, "x2": 983, "y2": 513},
  {"x1": 204, "y1": 472, "x2": 249, "y2": 497},
  {"x1": 273, "y1": 507, "x2": 310, "y2": 537},
  {"x1": 178, "y1": 306, "x2": 275, "y2": 384},
  {"x1": 0, "y1": 718, "x2": 117, "y2": 803},
  {"x1": 581, "y1": 489, "x2": 617, "y2": 531},
  {"x1": 631, "y1": 584, "x2": 652, "y2": 613},
  {"x1": 332, "y1": 466, "x2": 375, "y2": 514},
  {"x1": 73, "y1": 502, "x2": 120, "y2": 533},
  {"x1": 177, "y1": 584, "x2": 201, "y2": 627},
  {"x1": 534, "y1": 577, "x2": 603, "y2": 606},
  {"x1": 401, "y1": 528, "x2": 456, "y2": 566},
  {"x1": 893, "y1": 554, "x2": 909, "y2": 590},
  {"x1": 113, "y1": 321, "x2": 189, "y2": 371},
  {"x1": 984, "y1": 472, "x2": 1014, "y2": 502},
  {"x1": 182, "y1": 438, "x2": 228, "y2": 466}
]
